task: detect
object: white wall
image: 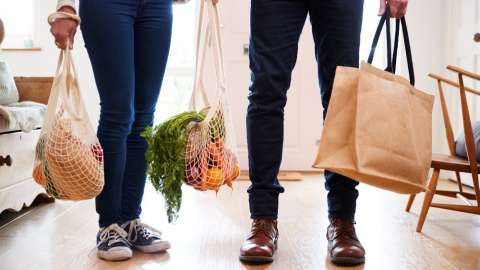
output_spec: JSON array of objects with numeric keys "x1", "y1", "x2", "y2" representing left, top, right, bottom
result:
[
  {"x1": 2, "y1": 0, "x2": 450, "y2": 155},
  {"x1": 399, "y1": 0, "x2": 449, "y2": 154}
]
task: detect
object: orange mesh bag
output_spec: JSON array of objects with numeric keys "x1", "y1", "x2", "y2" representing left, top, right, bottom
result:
[
  {"x1": 142, "y1": 0, "x2": 238, "y2": 222},
  {"x1": 33, "y1": 49, "x2": 104, "y2": 200},
  {"x1": 184, "y1": 0, "x2": 238, "y2": 192}
]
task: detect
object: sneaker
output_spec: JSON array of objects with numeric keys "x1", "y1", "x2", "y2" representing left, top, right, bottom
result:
[
  {"x1": 121, "y1": 219, "x2": 171, "y2": 253},
  {"x1": 96, "y1": 224, "x2": 133, "y2": 261}
]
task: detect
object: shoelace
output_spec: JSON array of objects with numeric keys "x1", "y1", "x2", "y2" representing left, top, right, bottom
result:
[
  {"x1": 98, "y1": 224, "x2": 129, "y2": 247},
  {"x1": 126, "y1": 219, "x2": 162, "y2": 242},
  {"x1": 330, "y1": 219, "x2": 358, "y2": 241},
  {"x1": 249, "y1": 219, "x2": 276, "y2": 240}
]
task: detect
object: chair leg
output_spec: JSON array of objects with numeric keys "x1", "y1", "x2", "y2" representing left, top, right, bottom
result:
[
  {"x1": 416, "y1": 169, "x2": 440, "y2": 233},
  {"x1": 455, "y1": 172, "x2": 463, "y2": 193},
  {"x1": 405, "y1": 194, "x2": 416, "y2": 212}
]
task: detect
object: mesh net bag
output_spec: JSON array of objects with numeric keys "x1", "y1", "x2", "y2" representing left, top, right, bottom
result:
[
  {"x1": 184, "y1": 0, "x2": 239, "y2": 192},
  {"x1": 32, "y1": 49, "x2": 104, "y2": 200},
  {"x1": 142, "y1": 0, "x2": 238, "y2": 222}
]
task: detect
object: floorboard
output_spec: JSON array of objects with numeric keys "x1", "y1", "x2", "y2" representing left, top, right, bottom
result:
[{"x1": 0, "y1": 174, "x2": 479, "y2": 270}]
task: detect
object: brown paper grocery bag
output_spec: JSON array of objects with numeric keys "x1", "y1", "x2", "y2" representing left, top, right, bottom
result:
[
  {"x1": 313, "y1": 63, "x2": 434, "y2": 194},
  {"x1": 313, "y1": 15, "x2": 434, "y2": 194}
]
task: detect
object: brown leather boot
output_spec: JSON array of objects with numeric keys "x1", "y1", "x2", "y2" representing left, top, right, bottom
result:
[
  {"x1": 239, "y1": 219, "x2": 278, "y2": 264},
  {"x1": 327, "y1": 218, "x2": 365, "y2": 265}
]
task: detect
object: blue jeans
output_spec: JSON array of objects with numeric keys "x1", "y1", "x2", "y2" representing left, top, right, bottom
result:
[
  {"x1": 80, "y1": 0, "x2": 172, "y2": 227},
  {"x1": 247, "y1": 0, "x2": 364, "y2": 220}
]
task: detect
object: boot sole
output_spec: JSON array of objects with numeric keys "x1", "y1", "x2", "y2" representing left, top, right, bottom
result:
[
  {"x1": 330, "y1": 255, "x2": 365, "y2": 265},
  {"x1": 239, "y1": 255, "x2": 274, "y2": 264}
]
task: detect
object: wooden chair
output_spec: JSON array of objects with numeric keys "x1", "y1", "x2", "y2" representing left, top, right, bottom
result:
[{"x1": 405, "y1": 65, "x2": 480, "y2": 233}]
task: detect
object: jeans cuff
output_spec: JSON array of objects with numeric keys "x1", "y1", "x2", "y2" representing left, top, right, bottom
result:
[
  {"x1": 249, "y1": 190, "x2": 280, "y2": 219},
  {"x1": 328, "y1": 211, "x2": 355, "y2": 221}
]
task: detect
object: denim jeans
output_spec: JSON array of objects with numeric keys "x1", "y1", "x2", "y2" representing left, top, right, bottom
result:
[
  {"x1": 247, "y1": 0, "x2": 364, "y2": 220},
  {"x1": 80, "y1": 0, "x2": 172, "y2": 227}
]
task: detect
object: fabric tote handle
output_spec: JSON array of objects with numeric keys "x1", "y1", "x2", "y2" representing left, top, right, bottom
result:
[
  {"x1": 190, "y1": 0, "x2": 227, "y2": 111},
  {"x1": 367, "y1": 6, "x2": 415, "y2": 85},
  {"x1": 43, "y1": 48, "x2": 83, "y2": 132}
]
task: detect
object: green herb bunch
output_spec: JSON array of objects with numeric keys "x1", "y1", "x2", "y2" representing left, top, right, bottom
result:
[{"x1": 142, "y1": 111, "x2": 205, "y2": 222}]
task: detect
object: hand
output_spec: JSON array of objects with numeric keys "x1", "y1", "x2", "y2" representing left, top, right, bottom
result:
[
  {"x1": 212, "y1": 0, "x2": 219, "y2": 4},
  {"x1": 50, "y1": 6, "x2": 78, "y2": 50},
  {"x1": 378, "y1": 0, "x2": 408, "y2": 19}
]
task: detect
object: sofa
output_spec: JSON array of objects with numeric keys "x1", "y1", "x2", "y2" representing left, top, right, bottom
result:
[{"x1": 0, "y1": 77, "x2": 52, "y2": 213}]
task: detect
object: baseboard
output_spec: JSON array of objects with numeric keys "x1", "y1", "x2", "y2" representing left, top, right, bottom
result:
[{"x1": 238, "y1": 171, "x2": 309, "y2": 181}]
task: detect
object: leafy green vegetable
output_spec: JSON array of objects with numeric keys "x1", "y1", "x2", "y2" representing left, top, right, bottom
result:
[
  {"x1": 142, "y1": 111, "x2": 205, "y2": 222},
  {"x1": 209, "y1": 111, "x2": 226, "y2": 141}
]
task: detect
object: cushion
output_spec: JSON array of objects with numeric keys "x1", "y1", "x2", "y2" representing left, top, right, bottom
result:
[
  {"x1": 0, "y1": 61, "x2": 19, "y2": 105},
  {"x1": 455, "y1": 121, "x2": 480, "y2": 161},
  {"x1": 0, "y1": 101, "x2": 46, "y2": 132}
]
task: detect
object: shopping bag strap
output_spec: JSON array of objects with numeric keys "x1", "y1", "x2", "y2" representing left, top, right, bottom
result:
[
  {"x1": 207, "y1": 0, "x2": 227, "y2": 89},
  {"x1": 367, "y1": 7, "x2": 392, "y2": 71},
  {"x1": 43, "y1": 47, "x2": 84, "y2": 132},
  {"x1": 191, "y1": 0, "x2": 209, "y2": 110},
  {"x1": 403, "y1": 19, "x2": 415, "y2": 85},
  {"x1": 190, "y1": 18, "x2": 211, "y2": 110},
  {"x1": 367, "y1": 6, "x2": 415, "y2": 85},
  {"x1": 190, "y1": 0, "x2": 227, "y2": 111}
]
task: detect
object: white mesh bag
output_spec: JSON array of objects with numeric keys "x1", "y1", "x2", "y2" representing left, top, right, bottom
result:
[
  {"x1": 32, "y1": 49, "x2": 104, "y2": 200},
  {"x1": 184, "y1": 0, "x2": 239, "y2": 191}
]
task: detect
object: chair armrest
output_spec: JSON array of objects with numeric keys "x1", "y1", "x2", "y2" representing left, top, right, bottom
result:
[
  {"x1": 428, "y1": 73, "x2": 480, "y2": 96},
  {"x1": 447, "y1": 65, "x2": 480, "y2": 81},
  {"x1": 14, "y1": 77, "x2": 53, "y2": 105}
]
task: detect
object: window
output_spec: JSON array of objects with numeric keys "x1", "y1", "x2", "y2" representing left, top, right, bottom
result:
[
  {"x1": 154, "y1": 1, "x2": 197, "y2": 124},
  {"x1": 0, "y1": 0, "x2": 34, "y2": 48}
]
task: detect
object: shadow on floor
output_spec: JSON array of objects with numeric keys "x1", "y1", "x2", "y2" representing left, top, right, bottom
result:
[{"x1": 0, "y1": 194, "x2": 54, "y2": 229}]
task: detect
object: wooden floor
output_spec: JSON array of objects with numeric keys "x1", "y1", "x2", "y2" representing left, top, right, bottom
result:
[{"x1": 1, "y1": 174, "x2": 479, "y2": 270}]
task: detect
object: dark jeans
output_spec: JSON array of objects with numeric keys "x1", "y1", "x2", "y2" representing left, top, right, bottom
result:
[
  {"x1": 247, "y1": 0, "x2": 364, "y2": 220},
  {"x1": 80, "y1": 0, "x2": 172, "y2": 227}
]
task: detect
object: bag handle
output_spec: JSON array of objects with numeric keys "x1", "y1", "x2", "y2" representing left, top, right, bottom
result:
[
  {"x1": 189, "y1": 0, "x2": 227, "y2": 111},
  {"x1": 367, "y1": 7, "x2": 415, "y2": 85},
  {"x1": 367, "y1": 7, "x2": 392, "y2": 71},
  {"x1": 403, "y1": 19, "x2": 415, "y2": 85},
  {"x1": 43, "y1": 48, "x2": 83, "y2": 132},
  {"x1": 207, "y1": 0, "x2": 227, "y2": 89},
  {"x1": 190, "y1": 0, "x2": 209, "y2": 110}
]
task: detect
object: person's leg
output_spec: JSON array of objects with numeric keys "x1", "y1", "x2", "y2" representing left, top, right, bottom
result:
[
  {"x1": 241, "y1": 0, "x2": 307, "y2": 264},
  {"x1": 79, "y1": 0, "x2": 137, "y2": 261},
  {"x1": 309, "y1": 0, "x2": 363, "y2": 221},
  {"x1": 120, "y1": 0, "x2": 173, "y2": 223},
  {"x1": 247, "y1": 0, "x2": 308, "y2": 220},
  {"x1": 118, "y1": 0, "x2": 173, "y2": 254},
  {"x1": 80, "y1": 0, "x2": 137, "y2": 229},
  {"x1": 308, "y1": 0, "x2": 365, "y2": 265}
]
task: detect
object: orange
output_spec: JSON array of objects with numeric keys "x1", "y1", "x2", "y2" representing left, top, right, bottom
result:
[
  {"x1": 206, "y1": 167, "x2": 224, "y2": 190},
  {"x1": 32, "y1": 164, "x2": 46, "y2": 186}
]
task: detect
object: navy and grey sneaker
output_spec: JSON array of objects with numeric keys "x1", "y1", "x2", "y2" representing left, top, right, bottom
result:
[
  {"x1": 96, "y1": 224, "x2": 132, "y2": 261},
  {"x1": 121, "y1": 219, "x2": 171, "y2": 253}
]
